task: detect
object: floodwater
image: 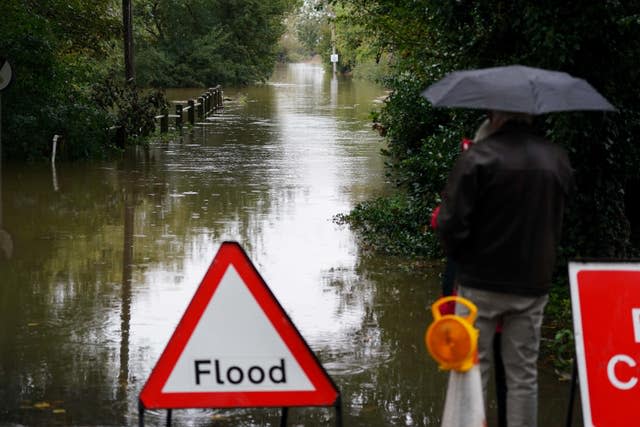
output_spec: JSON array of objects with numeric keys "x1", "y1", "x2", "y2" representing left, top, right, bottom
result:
[{"x1": 0, "y1": 63, "x2": 575, "y2": 426}]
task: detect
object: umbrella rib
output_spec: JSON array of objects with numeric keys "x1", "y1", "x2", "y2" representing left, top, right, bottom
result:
[{"x1": 528, "y1": 76, "x2": 540, "y2": 115}]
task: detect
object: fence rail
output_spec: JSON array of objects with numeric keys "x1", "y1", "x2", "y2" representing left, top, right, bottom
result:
[{"x1": 155, "y1": 85, "x2": 224, "y2": 133}]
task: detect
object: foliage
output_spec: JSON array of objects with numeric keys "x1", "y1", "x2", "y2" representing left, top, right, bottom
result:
[
  {"x1": 293, "y1": 1, "x2": 329, "y2": 56},
  {"x1": 542, "y1": 284, "x2": 575, "y2": 376},
  {"x1": 0, "y1": 0, "x2": 185, "y2": 160},
  {"x1": 0, "y1": 0, "x2": 123, "y2": 160},
  {"x1": 276, "y1": 2, "x2": 328, "y2": 64},
  {"x1": 135, "y1": 0, "x2": 299, "y2": 87},
  {"x1": 335, "y1": 193, "x2": 438, "y2": 257},
  {"x1": 276, "y1": 17, "x2": 307, "y2": 63},
  {"x1": 92, "y1": 76, "x2": 168, "y2": 144},
  {"x1": 24, "y1": 0, "x2": 122, "y2": 57},
  {"x1": 331, "y1": 2, "x2": 395, "y2": 76}
]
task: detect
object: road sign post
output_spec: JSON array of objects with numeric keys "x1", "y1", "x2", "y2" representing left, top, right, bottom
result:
[
  {"x1": 0, "y1": 57, "x2": 15, "y2": 163},
  {"x1": 139, "y1": 241, "x2": 341, "y2": 426},
  {"x1": 569, "y1": 261, "x2": 640, "y2": 427},
  {"x1": 0, "y1": 57, "x2": 14, "y2": 151},
  {"x1": 0, "y1": 58, "x2": 14, "y2": 260}
]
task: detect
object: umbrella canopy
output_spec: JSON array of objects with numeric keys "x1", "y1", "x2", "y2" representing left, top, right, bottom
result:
[{"x1": 422, "y1": 65, "x2": 616, "y2": 114}]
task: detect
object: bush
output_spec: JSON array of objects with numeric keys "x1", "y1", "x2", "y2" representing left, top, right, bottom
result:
[
  {"x1": 335, "y1": 193, "x2": 438, "y2": 257},
  {"x1": 92, "y1": 76, "x2": 167, "y2": 144}
]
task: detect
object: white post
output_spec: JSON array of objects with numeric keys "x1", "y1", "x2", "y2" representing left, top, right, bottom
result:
[
  {"x1": 51, "y1": 134, "x2": 59, "y2": 164},
  {"x1": 51, "y1": 134, "x2": 60, "y2": 191}
]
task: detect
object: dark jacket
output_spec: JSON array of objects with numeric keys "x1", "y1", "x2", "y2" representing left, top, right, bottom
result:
[{"x1": 436, "y1": 122, "x2": 573, "y2": 296}]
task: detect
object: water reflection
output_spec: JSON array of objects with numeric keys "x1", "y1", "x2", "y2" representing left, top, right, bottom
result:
[
  {"x1": 116, "y1": 164, "x2": 136, "y2": 424},
  {"x1": 0, "y1": 64, "x2": 572, "y2": 427}
]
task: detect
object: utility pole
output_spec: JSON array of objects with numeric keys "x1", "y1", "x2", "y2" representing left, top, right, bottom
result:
[
  {"x1": 331, "y1": 24, "x2": 337, "y2": 76},
  {"x1": 123, "y1": 0, "x2": 135, "y2": 82},
  {"x1": 327, "y1": 4, "x2": 337, "y2": 76}
]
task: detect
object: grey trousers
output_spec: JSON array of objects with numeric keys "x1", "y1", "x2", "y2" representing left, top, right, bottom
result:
[{"x1": 457, "y1": 286, "x2": 548, "y2": 427}]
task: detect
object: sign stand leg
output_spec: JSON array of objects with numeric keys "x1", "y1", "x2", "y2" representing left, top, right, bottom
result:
[
  {"x1": 166, "y1": 409, "x2": 173, "y2": 426},
  {"x1": 138, "y1": 400, "x2": 145, "y2": 427},
  {"x1": 565, "y1": 357, "x2": 578, "y2": 427},
  {"x1": 280, "y1": 407, "x2": 289, "y2": 427},
  {"x1": 1, "y1": 93, "x2": 3, "y2": 167},
  {"x1": 335, "y1": 396, "x2": 343, "y2": 427}
]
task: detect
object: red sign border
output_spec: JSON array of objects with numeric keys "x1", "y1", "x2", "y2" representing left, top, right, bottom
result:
[
  {"x1": 569, "y1": 260, "x2": 640, "y2": 427},
  {"x1": 139, "y1": 241, "x2": 340, "y2": 409}
]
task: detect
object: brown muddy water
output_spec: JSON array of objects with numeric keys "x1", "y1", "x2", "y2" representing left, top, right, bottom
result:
[{"x1": 0, "y1": 64, "x2": 577, "y2": 426}]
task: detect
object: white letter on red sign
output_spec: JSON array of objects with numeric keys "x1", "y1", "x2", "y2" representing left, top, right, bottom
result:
[
  {"x1": 607, "y1": 354, "x2": 638, "y2": 390},
  {"x1": 633, "y1": 308, "x2": 640, "y2": 343}
]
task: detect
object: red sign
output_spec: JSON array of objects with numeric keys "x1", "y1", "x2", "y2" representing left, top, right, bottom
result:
[
  {"x1": 569, "y1": 262, "x2": 640, "y2": 427},
  {"x1": 140, "y1": 241, "x2": 339, "y2": 409}
]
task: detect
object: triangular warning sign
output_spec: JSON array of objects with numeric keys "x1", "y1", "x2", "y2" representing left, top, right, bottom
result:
[{"x1": 140, "y1": 241, "x2": 339, "y2": 409}]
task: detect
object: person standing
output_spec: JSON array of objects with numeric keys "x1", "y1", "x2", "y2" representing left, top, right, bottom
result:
[
  {"x1": 432, "y1": 118, "x2": 507, "y2": 427},
  {"x1": 435, "y1": 111, "x2": 573, "y2": 427}
]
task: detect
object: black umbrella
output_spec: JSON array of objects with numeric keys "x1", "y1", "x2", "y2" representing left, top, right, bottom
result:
[{"x1": 422, "y1": 65, "x2": 615, "y2": 114}]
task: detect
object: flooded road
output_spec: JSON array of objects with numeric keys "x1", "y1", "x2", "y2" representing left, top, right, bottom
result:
[{"x1": 0, "y1": 64, "x2": 574, "y2": 426}]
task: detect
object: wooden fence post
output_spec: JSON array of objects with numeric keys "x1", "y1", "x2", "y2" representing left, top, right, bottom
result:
[
  {"x1": 198, "y1": 96, "x2": 204, "y2": 120},
  {"x1": 160, "y1": 109, "x2": 168, "y2": 133},
  {"x1": 152, "y1": 89, "x2": 223, "y2": 133},
  {"x1": 188, "y1": 99, "x2": 195, "y2": 125},
  {"x1": 208, "y1": 88, "x2": 215, "y2": 112},
  {"x1": 175, "y1": 104, "x2": 183, "y2": 129}
]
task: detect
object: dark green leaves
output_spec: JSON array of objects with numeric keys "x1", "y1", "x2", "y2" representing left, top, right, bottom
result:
[{"x1": 134, "y1": 0, "x2": 298, "y2": 87}]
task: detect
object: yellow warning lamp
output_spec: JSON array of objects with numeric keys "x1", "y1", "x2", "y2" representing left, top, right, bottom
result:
[{"x1": 425, "y1": 296, "x2": 478, "y2": 372}]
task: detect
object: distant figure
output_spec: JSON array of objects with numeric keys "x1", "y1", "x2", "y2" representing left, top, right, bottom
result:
[{"x1": 436, "y1": 111, "x2": 573, "y2": 427}]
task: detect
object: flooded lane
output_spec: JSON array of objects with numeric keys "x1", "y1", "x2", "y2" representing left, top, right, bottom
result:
[{"x1": 0, "y1": 64, "x2": 574, "y2": 426}]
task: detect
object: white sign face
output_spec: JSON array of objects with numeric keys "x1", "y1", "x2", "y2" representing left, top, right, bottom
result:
[
  {"x1": 330, "y1": 54, "x2": 339, "y2": 63},
  {"x1": 0, "y1": 59, "x2": 13, "y2": 91},
  {"x1": 162, "y1": 265, "x2": 314, "y2": 393}
]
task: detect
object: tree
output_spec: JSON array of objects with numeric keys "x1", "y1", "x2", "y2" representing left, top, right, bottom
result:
[
  {"x1": 135, "y1": 0, "x2": 299, "y2": 87},
  {"x1": 294, "y1": 5, "x2": 327, "y2": 56}
]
